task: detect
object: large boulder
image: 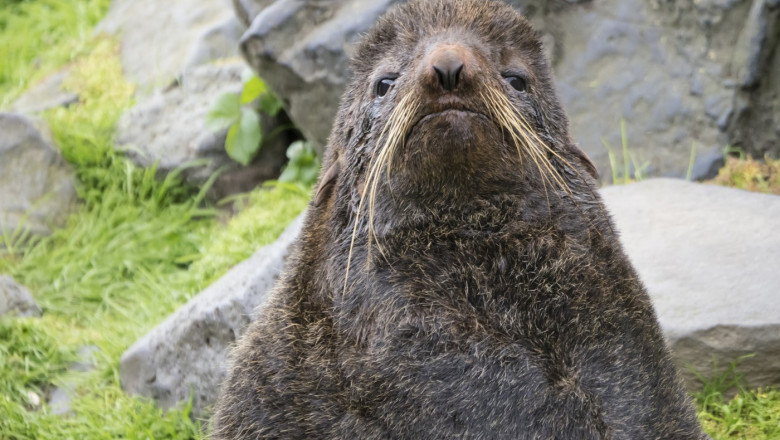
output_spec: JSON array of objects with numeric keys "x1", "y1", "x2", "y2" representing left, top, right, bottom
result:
[
  {"x1": 0, "y1": 113, "x2": 77, "y2": 239},
  {"x1": 601, "y1": 179, "x2": 780, "y2": 391},
  {"x1": 96, "y1": 0, "x2": 244, "y2": 91},
  {"x1": 0, "y1": 275, "x2": 41, "y2": 318},
  {"x1": 115, "y1": 61, "x2": 296, "y2": 200},
  {"x1": 240, "y1": 0, "x2": 779, "y2": 180},
  {"x1": 119, "y1": 214, "x2": 305, "y2": 416}
]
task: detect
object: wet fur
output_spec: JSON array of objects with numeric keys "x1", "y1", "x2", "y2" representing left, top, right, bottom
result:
[{"x1": 211, "y1": 0, "x2": 710, "y2": 438}]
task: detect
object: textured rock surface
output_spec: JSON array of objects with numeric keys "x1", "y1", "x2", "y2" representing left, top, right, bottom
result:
[
  {"x1": 232, "y1": 0, "x2": 276, "y2": 27},
  {"x1": 0, "y1": 275, "x2": 41, "y2": 318},
  {"x1": 241, "y1": 0, "x2": 403, "y2": 153},
  {"x1": 0, "y1": 113, "x2": 77, "y2": 238},
  {"x1": 115, "y1": 61, "x2": 294, "y2": 200},
  {"x1": 544, "y1": 0, "x2": 741, "y2": 179},
  {"x1": 119, "y1": 214, "x2": 305, "y2": 416},
  {"x1": 240, "y1": 0, "x2": 779, "y2": 179},
  {"x1": 601, "y1": 179, "x2": 780, "y2": 391},
  {"x1": 96, "y1": 0, "x2": 243, "y2": 90},
  {"x1": 728, "y1": 0, "x2": 780, "y2": 160},
  {"x1": 10, "y1": 69, "x2": 78, "y2": 115}
]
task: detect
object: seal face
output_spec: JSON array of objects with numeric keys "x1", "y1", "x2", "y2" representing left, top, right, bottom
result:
[{"x1": 212, "y1": 1, "x2": 710, "y2": 439}]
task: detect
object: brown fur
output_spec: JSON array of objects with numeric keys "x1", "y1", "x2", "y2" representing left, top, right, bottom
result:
[{"x1": 211, "y1": 1, "x2": 711, "y2": 438}]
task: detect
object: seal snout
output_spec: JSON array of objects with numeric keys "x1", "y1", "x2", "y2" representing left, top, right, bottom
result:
[
  {"x1": 426, "y1": 44, "x2": 471, "y2": 92},
  {"x1": 432, "y1": 49, "x2": 464, "y2": 91}
]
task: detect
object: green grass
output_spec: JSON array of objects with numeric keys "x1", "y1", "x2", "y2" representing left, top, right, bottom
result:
[
  {"x1": 0, "y1": 175, "x2": 308, "y2": 438},
  {"x1": 0, "y1": 318, "x2": 76, "y2": 411},
  {"x1": 601, "y1": 119, "x2": 649, "y2": 184},
  {"x1": 0, "y1": 0, "x2": 111, "y2": 108},
  {"x1": 602, "y1": 120, "x2": 702, "y2": 185},
  {"x1": 695, "y1": 359, "x2": 780, "y2": 439},
  {"x1": 0, "y1": 18, "x2": 310, "y2": 438}
]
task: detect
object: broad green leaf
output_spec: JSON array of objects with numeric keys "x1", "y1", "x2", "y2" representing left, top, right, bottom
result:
[
  {"x1": 286, "y1": 140, "x2": 305, "y2": 160},
  {"x1": 240, "y1": 76, "x2": 267, "y2": 105},
  {"x1": 226, "y1": 109, "x2": 263, "y2": 166},
  {"x1": 301, "y1": 160, "x2": 321, "y2": 185},
  {"x1": 259, "y1": 92, "x2": 284, "y2": 116},
  {"x1": 278, "y1": 164, "x2": 299, "y2": 183},
  {"x1": 279, "y1": 141, "x2": 320, "y2": 185},
  {"x1": 206, "y1": 93, "x2": 241, "y2": 132},
  {"x1": 241, "y1": 67, "x2": 256, "y2": 84},
  {"x1": 225, "y1": 123, "x2": 240, "y2": 162}
]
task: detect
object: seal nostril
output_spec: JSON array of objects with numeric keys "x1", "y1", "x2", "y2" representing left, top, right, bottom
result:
[{"x1": 432, "y1": 51, "x2": 465, "y2": 91}]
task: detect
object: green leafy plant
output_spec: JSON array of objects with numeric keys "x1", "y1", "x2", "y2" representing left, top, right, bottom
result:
[
  {"x1": 206, "y1": 71, "x2": 284, "y2": 166},
  {"x1": 278, "y1": 140, "x2": 321, "y2": 186}
]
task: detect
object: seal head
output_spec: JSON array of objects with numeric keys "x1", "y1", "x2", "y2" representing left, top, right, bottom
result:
[{"x1": 324, "y1": 0, "x2": 598, "y2": 205}]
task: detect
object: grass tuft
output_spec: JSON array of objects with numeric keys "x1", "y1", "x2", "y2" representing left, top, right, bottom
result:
[
  {"x1": 695, "y1": 358, "x2": 780, "y2": 439},
  {"x1": 601, "y1": 119, "x2": 649, "y2": 185},
  {"x1": 709, "y1": 154, "x2": 780, "y2": 195},
  {"x1": 0, "y1": 318, "x2": 75, "y2": 410}
]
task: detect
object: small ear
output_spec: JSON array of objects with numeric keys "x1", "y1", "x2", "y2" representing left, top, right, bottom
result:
[
  {"x1": 570, "y1": 144, "x2": 599, "y2": 181},
  {"x1": 314, "y1": 158, "x2": 341, "y2": 207}
]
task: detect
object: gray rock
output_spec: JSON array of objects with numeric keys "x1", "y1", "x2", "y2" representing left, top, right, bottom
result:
[
  {"x1": 119, "y1": 214, "x2": 305, "y2": 416},
  {"x1": 689, "y1": 147, "x2": 725, "y2": 181},
  {"x1": 240, "y1": 0, "x2": 779, "y2": 177},
  {"x1": 96, "y1": 0, "x2": 242, "y2": 91},
  {"x1": 47, "y1": 345, "x2": 101, "y2": 415},
  {"x1": 115, "y1": 61, "x2": 294, "y2": 200},
  {"x1": 0, "y1": 275, "x2": 41, "y2": 318},
  {"x1": 231, "y1": 0, "x2": 276, "y2": 27},
  {"x1": 47, "y1": 386, "x2": 74, "y2": 416},
  {"x1": 10, "y1": 69, "x2": 78, "y2": 115},
  {"x1": 0, "y1": 113, "x2": 77, "y2": 239},
  {"x1": 601, "y1": 179, "x2": 780, "y2": 391},
  {"x1": 241, "y1": 0, "x2": 403, "y2": 153},
  {"x1": 188, "y1": 17, "x2": 247, "y2": 70},
  {"x1": 733, "y1": 0, "x2": 774, "y2": 89},
  {"x1": 727, "y1": 0, "x2": 779, "y2": 160}
]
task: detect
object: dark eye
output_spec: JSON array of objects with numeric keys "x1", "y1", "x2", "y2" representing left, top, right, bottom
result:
[
  {"x1": 505, "y1": 75, "x2": 527, "y2": 92},
  {"x1": 376, "y1": 78, "x2": 395, "y2": 97}
]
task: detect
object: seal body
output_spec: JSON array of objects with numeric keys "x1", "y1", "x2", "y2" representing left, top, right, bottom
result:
[{"x1": 212, "y1": 1, "x2": 710, "y2": 438}]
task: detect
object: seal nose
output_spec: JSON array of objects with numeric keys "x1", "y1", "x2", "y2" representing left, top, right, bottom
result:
[{"x1": 432, "y1": 49, "x2": 464, "y2": 91}]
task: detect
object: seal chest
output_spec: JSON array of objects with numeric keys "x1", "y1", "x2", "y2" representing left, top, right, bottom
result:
[{"x1": 212, "y1": 1, "x2": 711, "y2": 439}]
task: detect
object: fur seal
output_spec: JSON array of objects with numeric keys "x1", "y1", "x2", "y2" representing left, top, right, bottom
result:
[{"x1": 212, "y1": 0, "x2": 710, "y2": 438}]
